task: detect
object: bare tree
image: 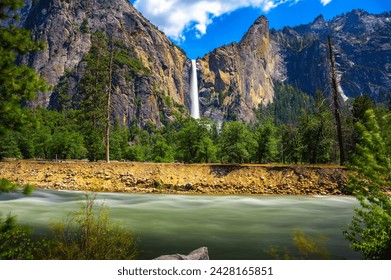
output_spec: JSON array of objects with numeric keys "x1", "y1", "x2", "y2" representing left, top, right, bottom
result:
[
  {"x1": 327, "y1": 35, "x2": 345, "y2": 165},
  {"x1": 105, "y1": 41, "x2": 114, "y2": 163}
]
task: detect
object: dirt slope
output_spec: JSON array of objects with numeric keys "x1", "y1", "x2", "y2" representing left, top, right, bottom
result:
[{"x1": 0, "y1": 161, "x2": 348, "y2": 195}]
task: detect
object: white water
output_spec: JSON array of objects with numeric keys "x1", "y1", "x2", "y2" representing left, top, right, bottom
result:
[
  {"x1": 0, "y1": 190, "x2": 360, "y2": 260},
  {"x1": 190, "y1": 59, "x2": 200, "y2": 119}
]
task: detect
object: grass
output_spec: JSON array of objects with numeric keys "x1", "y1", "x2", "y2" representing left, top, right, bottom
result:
[{"x1": 0, "y1": 178, "x2": 34, "y2": 195}]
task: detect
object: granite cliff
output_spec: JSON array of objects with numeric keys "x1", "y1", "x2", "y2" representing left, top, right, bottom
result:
[
  {"x1": 14, "y1": 2, "x2": 391, "y2": 126},
  {"x1": 271, "y1": 10, "x2": 391, "y2": 102},
  {"x1": 197, "y1": 16, "x2": 284, "y2": 123},
  {"x1": 17, "y1": 0, "x2": 191, "y2": 127},
  {"x1": 198, "y1": 9, "x2": 390, "y2": 122}
]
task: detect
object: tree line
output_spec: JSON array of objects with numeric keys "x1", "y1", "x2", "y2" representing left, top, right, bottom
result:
[{"x1": 1, "y1": 89, "x2": 389, "y2": 166}]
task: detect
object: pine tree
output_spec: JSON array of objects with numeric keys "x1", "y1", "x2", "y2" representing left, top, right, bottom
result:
[
  {"x1": 0, "y1": 0, "x2": 47, "y2": 135},
  {"x1": 299, "y1": 91, "x2": 335, "y2": 164},
  {"x1": 78, "y1": 32, "x2": 110, "y2": 161},
  {"x1": 218, "y1": 122, "x2": 256, "y2": 163},
  {"x1": 344, "y1": 109, "x2": 391, "y2": 259},
  {"x1": 254, "y1": 121, "x2": 278, "y2": 163}
]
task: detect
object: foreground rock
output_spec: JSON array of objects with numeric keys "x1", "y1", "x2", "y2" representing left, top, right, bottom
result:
[
  {"x1": 0, "y1": 161, "x2": 348, "y2": 195},
  {"x1": 154, "y1": 247, "x2": 209, "y2": 260}
]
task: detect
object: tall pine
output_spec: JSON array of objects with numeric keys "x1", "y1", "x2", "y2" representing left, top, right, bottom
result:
[
  {"x1": 0, "y1": 0, "x2": 47, "y2": 135},
  {"x1": 78, "y1": 32, "x2": 110, "y2": 161}
]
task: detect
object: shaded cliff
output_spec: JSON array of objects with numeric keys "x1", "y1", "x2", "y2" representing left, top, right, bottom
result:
[
  {"x1": 19, "y1": 0, "x2": 191, "y2": 127},
  {"x1": 271, "y1": 10, "x2": 391, "y2": 101}
]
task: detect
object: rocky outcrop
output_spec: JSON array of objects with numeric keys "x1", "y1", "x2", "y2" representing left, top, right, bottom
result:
[
  {"x1": 198, "y1": 16, "x2": 284, "y2": 123},
  {"x1": 271, "y1": 10, "x2": 391, "y2": 101},
  {"x1": 154, "y1": 247, "x2": 209, "y2": 260},
  {"x1": 19, "y1": 0, "x2": 190, "y2": 127}
]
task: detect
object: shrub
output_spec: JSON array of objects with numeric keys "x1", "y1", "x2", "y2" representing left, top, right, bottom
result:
[
  {"x1": 0, "y1": 215, "x2": 36, "y2": 260},
  {"x1": 47, "y1": 194, "x2": 138, "y2": 260}
]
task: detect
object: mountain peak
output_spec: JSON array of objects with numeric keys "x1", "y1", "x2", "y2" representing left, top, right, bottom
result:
[
  {"x1": 311, "y1": 14, "x2": 326, "y2": 29},
  {"x1": 313, "y1": 14, "x2": 325, "y2": 24},
  {"x1": 351, "y1": 9, "x2": 368, "y2": 16},
  {"x1": 239, "y1": 14, "x2": 269, "y2": 47},
  {"x1": 254, "y1": 15, "x2": 268, "y2": 26}
]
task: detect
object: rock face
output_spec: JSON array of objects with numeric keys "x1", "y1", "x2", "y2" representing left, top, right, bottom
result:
[
  {"x1": 16, "y1": 3, "x2": 390, "y2": 125},
  {"x1": 19, "y1": 0, "x2": 190, "y2": 127},
  {"x1": 198, "y1": 10, "x2": 391, "y2": 122},
  {"x1": 198, "y1": 16, "x2": 284, "y2": 123},
  {"x1": 154, "y1": 247, "x2": 209, "y2": 260},
  {"x1": 271, "y1": 10, "x2": 391, "y2": 102}
]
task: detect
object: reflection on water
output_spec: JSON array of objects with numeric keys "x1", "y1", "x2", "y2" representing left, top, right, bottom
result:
[{"x1": 0, "y1": 190, "x2": 360, "y2": 259}]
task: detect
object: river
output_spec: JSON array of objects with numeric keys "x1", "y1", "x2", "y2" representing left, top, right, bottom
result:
[{"x1": 0, "y1": 190, "x2": 360, "y2": 259}]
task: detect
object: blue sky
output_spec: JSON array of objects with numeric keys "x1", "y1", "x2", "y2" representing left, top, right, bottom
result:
[{"x1": 129, "y1": 0, "x2": 391, "y2": 59}]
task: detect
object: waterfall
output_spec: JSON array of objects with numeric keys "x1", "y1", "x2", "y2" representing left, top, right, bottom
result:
[{"x1": 190, "y1": 59, "x2": 200, "y2": 119}]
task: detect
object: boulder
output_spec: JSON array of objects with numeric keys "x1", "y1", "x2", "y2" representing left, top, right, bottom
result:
[{"x1": 154, "y1": 247, "x2": 209, "y2": 260}]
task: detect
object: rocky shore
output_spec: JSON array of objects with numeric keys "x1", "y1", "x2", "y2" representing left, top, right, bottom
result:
[{"x1": 0, "y1": 161, "x2": 348, "y2": 195}]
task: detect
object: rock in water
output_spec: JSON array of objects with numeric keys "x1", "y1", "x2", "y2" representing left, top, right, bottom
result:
[{"x1": 154, "y1": 247, "x2": 209, "y2": 260}]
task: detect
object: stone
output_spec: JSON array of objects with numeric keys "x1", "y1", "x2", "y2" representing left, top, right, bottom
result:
[{"x1": 154, "y1": 247, "x2": 209, "y2": 260}]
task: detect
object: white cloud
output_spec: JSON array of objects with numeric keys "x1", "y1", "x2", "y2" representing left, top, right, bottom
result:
[
  {"x1": 133, "y1": 0, "x2": 327, "y2": 41},
  {"x1": 320, "y1": 0, "x2": 332, "y2": 6}
]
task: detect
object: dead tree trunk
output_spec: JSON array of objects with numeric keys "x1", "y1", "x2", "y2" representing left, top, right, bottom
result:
[
  {"x1": 105, "y1": 42, "x2": 113, "y2": 163},
  {"x1": 327, "y1": 35, "x2": 345, "y2": 165}
]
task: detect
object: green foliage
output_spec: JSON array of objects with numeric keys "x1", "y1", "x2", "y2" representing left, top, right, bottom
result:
[
  {"x1": 197, "y1": 135, "x2": 217, "y2": 163},
  {"x1": 253, "y1": 121, "x2": 278, "y2": 163},
  {"x1": 259, "y1": 83, "x2": 314, "y2": 125},
  {"x1": 109, "y1": 124, "x2": 130, "y2": 160},
  {"x1": 218, "y1": 121, "x2": 256, "y2": 163},
  {"x1": 0, "y1": 174, "x2": 37, "y2": 260},
  {"x1": 84, "y1": 129, "x2": 105, "y2": 161},
  {"x1": 78, "y1": 32, "x2": 110, "y2": 160},
  {"x1": 80, "y1": 18, "x2": 89, "y2": 34},
  {"x1": 47, "y1": 194, "x2": 137, "y2": 260},
  {"x1": 22, "y1": 184, "x2": 35, "y2": 196},
  {"x1": 0, "y1": 130, "x2": 22, "y2": 159},
  {"x1": 0, "y1": 0, "x2": 24, "y2": 20},
  {"x1": 0, "y1": 179, "x2": 34, "y2": 195},
  {"x1": 16, "y1": 129, "x2": 35, "y2": 159},
  {"x1": 344, "y1": 109, "x2": 391, "y2": 259},
  {"x1": 176, "y1": 118, "x2": 216, "y2": 163},
  {"x1": 49, "y1": 129, "x2": 87, "y2": 160},
  {"x1": 0, "y1": 215, "x2": 36, "y2": 260},
  {"x1": 279, "y1": 124, "x2": 303, "y2": 164},
  {"x1": 0, "y1": 1, "x2": 47, "y2": 134},
  {"x1": 299, "y1": 92, "x2": 335, "y2": 164},
  {"x1": 124, "y1": 145, "x2": 148, "y2": 162},
  {"x1": 377, "y1": 108, "x2": 391, "y2": 159},
  {"x1": 151, "y1": 136, "x2": 174, "y2": 163},
  {"x1": 114, "y1": 49, "x2": 149, "y2": 77},
  {"x1": 0, "y1": 179, "x2": 17, "y2": 193},
  {"x1": 268, "y1": 229, "x2": 330, "y2": 260},
  {"x1": 352, "y1": 94, "x2": 374, "y2": 123}
]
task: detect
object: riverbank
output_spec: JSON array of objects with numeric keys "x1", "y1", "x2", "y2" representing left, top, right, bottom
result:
[{"x1": 0, "y1": 161, "x2": 348, "y2": 195}]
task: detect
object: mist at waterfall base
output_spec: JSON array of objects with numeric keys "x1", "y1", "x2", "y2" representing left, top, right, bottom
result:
[
  {"x1": 190, "y1": 59, "x2": 200, "y2": 119},
  {"x1": 0, "y1": 190, "x2": 360, "y2": 260}
]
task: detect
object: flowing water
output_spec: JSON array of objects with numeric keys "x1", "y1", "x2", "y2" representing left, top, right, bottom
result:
[
  {"x1": 0, "y1": 190, "x2": 360, "y2": 259},
  {"x1": 190, "y1": 59, "x2": 200, "y2": 119}
]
